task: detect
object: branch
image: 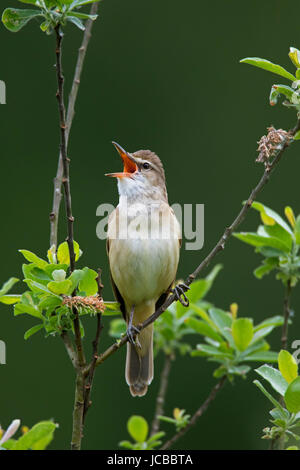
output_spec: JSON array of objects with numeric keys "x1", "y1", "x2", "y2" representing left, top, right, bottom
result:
[
  {"x1": 150, "y1": 353, "x2": 173, "y2": 436},
  {"x1": 50, "y1": 2, "x2": 100, "y2": 248},
  {"x1": 54, "y1": 24, "x2": 86, "y2": 451},
  {"x1": 83, "y1": 270, "x2": 104, "y2": 423},
  {"x1": 85, "y1": 118, "x2": 300, "y2": 374},
  {"x1": 61, "y1": 330, "x2": 78, "y2": 369},
  {"x1": 281, "y1": 279, "x2": 292, "y2": 350},
  {"x1": 161, "y1": 376, "x2": 227, "y2": 450}
]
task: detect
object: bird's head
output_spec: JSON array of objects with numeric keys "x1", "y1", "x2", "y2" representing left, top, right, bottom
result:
[{"x1": 106, "y1": 141, "x2": 167, "y2": 202}]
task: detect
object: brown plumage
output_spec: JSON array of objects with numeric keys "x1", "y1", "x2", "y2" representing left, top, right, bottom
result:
[{"x1": 106, "y1": 143, "x2": 181, "y2": 396}]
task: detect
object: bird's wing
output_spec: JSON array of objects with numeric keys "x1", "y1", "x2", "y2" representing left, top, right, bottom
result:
[
  {"x1": 106, "y1": 208, "x2": 127, "y2": 321},
  {"x1": 155, "y1": 205, "x2": 182, "y2": 309}
]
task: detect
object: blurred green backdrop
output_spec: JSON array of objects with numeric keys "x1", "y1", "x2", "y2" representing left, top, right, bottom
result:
[{"x1": 1, "y1": 0, "x2": 300, "y2": 450}]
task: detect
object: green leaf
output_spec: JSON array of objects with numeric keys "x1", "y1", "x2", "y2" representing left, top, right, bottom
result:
[
  {"x1": 19, "y1": 249, "x2": 48, "y2": 269},
  {"x1": 240, "y1": 57, "x2": 296, "y2": 81},
  {"x1": 269, "y1": 84, "x2": 297, "y2": 106},
  {"x1": 44, "y1": 264, "x2": 68, "y2": 277},
  {"x1": 119, "y1": 440, "x2": 134, "y2": 449},
  {"x1": 189, "y1": 303, "x2": 215, "y2": 327},
  {"x1": 284, "y1": 377, "x2": 300, "y2": 413},
  {"x1": 103, "y1": 301, "x2": 122, "y2": 316},
  {"x1": 0, "y1": 295, "x2": 21, "y2": 305},
  {"x1": 2, "y1": 8, "x2": 43, "y2": 32},
  {"x1": 243, "y1": 351, "x2": 278, "y2": 362},
  {"x1": 251, "y1": 201, "x2": 294, "y2": 236},
  {"x1": 233, "y1": 232, "x2": 290, "y2": 252},
  {"x1": 176, "y1": 265, "x2": 222, "y2": 318},
  {"x1": 14, "y1": 303, "x2": 43, "y2": 320},
  {"x1": 278, "y1": 350, "x2": 298, "y2": 384},
  {"x1": 47, "y1": 279, "x2": 72, "y2": 295},
  {"x1": 12, "y1": 421, "x2": 57, "y2": 450},
  {"x1": 127, "y1": 416, "x2": 148, "y2": 443},
  {"x1": 52, "y1": 270, "x2": 66, "y2": 282},
  {"x1": 57, "y1": 241, "x2": 82, "y2": 265},
  {"x1": 70, "y1": 0, "x2": 99, "y2": 7},
  {"x1": 254, "y1": 263, "x2": 275, "y2": 279},
  {"x1": 66, "y1": 16, "x2": 85, "y2": 30},
  {"x1": 191, "y1": 344, "x2": 234, "y2": 360},
  {"x1": 79, "y1": 267, "x2": 98, "y2": 296},
  {"x1": 255, "y1": 364, "x2": 288, "y2": 396},
  {"x1": 184, "y1": 317, "x2": 223, "y2": 342},
  {"x1": 294, "y1": 130, "x2": 300, "y2": 141},
  {"x1": 68, "y1": 11, "x2": 98, "y2": 20},
  {"x1": 232, "y1": 318, "x2": 253, "y2": 351},
  {"x1": 18, "y1": 1, "x2": 41, "y2": 4},
  {"x1": 38, "y1": 295, "x2": 62, "y2": 312},
  {"x1": 289, "y1": 47, "x2": 300, "y2": 68},
  {"x1": 0, "y1": 277, "x2": 19, "y2": 296},
  {"x1": 24, "y1": 324, "x2": 44, "y2": 340},
  {"x1": 208, "y1": 308, "x2": 233, "y2": 345},
  {"x1": 250, "y1": 326, "x2": 275, "y2": 345},
  {"x1": 68, "y1": 269, "x2": 84, "y2": 292},
  {"x1": 259, "y1": 223, "x2": 293, "y2": 250},
  {"x1": 254, "y1": 379, "x2": 287, "y2": 415},
  {"x1": 254, "y1": 315, "x2": 284, "y2": 332},
  {"x1": 24, "y1": 279, "x2": 61, "y2": 298}
]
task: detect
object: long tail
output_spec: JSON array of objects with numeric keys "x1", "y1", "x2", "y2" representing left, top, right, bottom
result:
[{"x1": 125, "y1": 323, "x2": 153, "y2": 397}]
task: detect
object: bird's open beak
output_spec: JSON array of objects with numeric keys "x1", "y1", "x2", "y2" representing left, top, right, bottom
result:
[{"x1": 105, "y1": 141, "x2": 138, "y2": 179}]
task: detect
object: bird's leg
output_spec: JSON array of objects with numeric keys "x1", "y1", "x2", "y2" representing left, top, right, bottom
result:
[
  {"x1": 171, "y1": 282, "x2": 190, "y2": 307},
  {"x1": 127, "y1": 305, "x2": 141, "y2": 349}
]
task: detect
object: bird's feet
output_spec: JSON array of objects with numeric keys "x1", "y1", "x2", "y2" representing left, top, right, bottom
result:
[
  {"x1": 127, "y1": 305, "x2": 141, "y2": 349},
  {"x1": 171, "y1": 282, "x2": 190, "y2": 307}
]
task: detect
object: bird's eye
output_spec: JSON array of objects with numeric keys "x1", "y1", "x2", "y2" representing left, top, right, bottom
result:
[{"x1": 142, "y1": 162, "x2": 151, "y2": 170}]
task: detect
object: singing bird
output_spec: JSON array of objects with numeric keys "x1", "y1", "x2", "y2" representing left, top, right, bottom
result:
[{"x1": 106, "y1": 142, "x2": 187, "y2": 397}]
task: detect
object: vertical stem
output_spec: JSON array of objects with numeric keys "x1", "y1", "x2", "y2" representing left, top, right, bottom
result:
[
  {"x1": 83, "y1": 270, "x2": 104, "y2": 423},
  {"x1": 281, "y1": 280, "x2": 292, "y2": 351},
  {"x1": 54, "y1": 25, "x2": 75, "y2": 270},
  {"x1": 50, "y1": 2, "x2": 100, "y2": 249},
  {"x1": 150, "y1": 354, "x2": 173, "y2": 436},
  {"x1": 54, "y1": 24, "x2": 86, "y2": 450}
]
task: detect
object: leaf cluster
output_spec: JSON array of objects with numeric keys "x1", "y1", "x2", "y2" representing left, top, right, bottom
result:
[
  {"x1": 119, "y1": 416, "x2": 164, "y2": 450},
  {"x1": 2, "y1": 0, "x2": 99, "y2": 34},
  {"x1": 0, "y1": 420, "x2": 57, "y2": 451},
  {"x1": 254, "y1": 350, "x2": 300, "y2": 446},
  {"x1": 0, "y1": 242, "x2": 120, "y2": 340},
  {"x1": 241, "y1": 48, "x2": 300, "y2": 126},
  {"x1": 234, "y1": 201, "x2": 300, "y2": 286}
]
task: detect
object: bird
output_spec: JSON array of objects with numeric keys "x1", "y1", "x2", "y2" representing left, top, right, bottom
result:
[{"x1": 106, "y1": 142, "x2": 187, "y2": 397}]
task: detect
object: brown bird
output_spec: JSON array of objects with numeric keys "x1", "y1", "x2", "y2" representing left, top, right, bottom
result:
[{"x1": 106, "y1": 142, "x2": 186, "y2": 397}]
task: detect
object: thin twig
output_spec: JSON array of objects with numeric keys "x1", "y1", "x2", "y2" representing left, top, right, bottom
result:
[
  {"x1": 85, "y1": 119, "x2": 300, "y2": 375},
  {"x1": 161, "y1": 376, "x2": 227, "y2": 450},
  {"x1": 281, "y1": 280, "x2": 292, "y2": 350},
  {"x1": 54, "y1": 25, "x2": 76, "y2": 271},
  {"x1": 150, "y1": 354, "x2": 173, "y2": 436},
  {"x1": 50, "y1": 2, "x2": 100, "y2": 248},
  {"x1": 83, "y1": 270, "x2": 104, "y2": 423}
]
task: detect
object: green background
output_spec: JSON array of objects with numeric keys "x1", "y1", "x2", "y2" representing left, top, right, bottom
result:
[{"x1": 1, "y1": 0, "x2": 300, "y2": 450}]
